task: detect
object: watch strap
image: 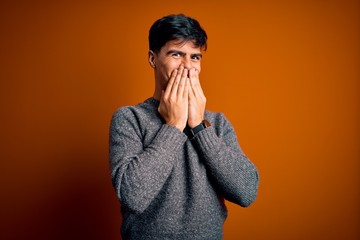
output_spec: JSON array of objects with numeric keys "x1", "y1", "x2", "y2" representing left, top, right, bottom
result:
[{"x1": 188, "y1": 120, "x2": 211, "y2": 140}]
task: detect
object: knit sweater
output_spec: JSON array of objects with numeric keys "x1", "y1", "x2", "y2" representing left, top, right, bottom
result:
[{"x1": 109, "y1": 97, "x2": 259, "y2": 240}]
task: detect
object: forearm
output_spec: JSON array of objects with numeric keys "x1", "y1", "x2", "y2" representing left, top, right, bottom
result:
[
  {"x1": 191, "y1": 127, "x2": 259, "y2": 207},
  {"x1": 110, "y1": 124, "x2": 187, "y2": 213}
]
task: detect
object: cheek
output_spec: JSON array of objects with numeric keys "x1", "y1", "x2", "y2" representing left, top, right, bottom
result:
[
  {"x1": 165, "y1": 62, "x2": 181, "y2": 77},
  {"x1": 196, "y1": 64, "x2": 201, "y2": 74},
  {"x1": 157, "y1": 63, "x2": 172, "y2": 79},
  {"x1": 160, "y1": 58, "x2": 174, "y2": 68}
]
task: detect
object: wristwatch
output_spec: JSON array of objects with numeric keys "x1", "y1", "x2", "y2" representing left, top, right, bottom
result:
[{"x1": 188, "y1": 120, "x2": 211, "y2": 140}]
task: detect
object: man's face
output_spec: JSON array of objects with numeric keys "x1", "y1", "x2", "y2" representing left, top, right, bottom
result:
[{"x1": 151, "y1": 39, "x2": 203, "y2": 86}]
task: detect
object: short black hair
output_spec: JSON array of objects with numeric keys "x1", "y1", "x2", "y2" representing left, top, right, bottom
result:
[{"x1": 149, "y1": 14, "x2": 208, "y2": 53}]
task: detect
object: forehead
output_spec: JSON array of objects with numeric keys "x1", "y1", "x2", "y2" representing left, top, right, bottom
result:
[{"x1": 160, "y1": 39, "x2": 202, "y2": 53}]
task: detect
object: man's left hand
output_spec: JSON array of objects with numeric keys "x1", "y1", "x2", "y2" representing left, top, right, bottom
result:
[{"x1": 188, "y1": 68, "x2": 206, "y2": 128}]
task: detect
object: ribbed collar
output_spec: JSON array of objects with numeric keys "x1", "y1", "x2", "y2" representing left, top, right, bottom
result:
[{"x1": 143, "y1": 97, "x2": 160, "y2": 109}]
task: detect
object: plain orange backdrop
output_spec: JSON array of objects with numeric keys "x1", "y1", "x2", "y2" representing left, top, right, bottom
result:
[{"x1": 0, "y1": 0, "x2": 359, "y2": 239}]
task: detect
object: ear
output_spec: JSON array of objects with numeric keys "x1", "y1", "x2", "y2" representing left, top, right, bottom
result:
[{"x1": 148, "y1": 50, "x2": 156, "y2": 68}]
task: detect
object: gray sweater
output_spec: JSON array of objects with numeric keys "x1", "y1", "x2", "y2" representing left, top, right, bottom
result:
[{"x1": 109, "y1": 98, "x2": 259, "y2": 240}]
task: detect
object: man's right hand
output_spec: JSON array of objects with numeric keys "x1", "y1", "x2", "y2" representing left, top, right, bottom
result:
[{"x1": 158, "y1": 65, "x2": 189, "y2": 132}]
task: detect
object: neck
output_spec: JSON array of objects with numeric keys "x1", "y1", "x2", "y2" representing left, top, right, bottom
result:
[
  {"x1": 153, "y1": 89, "x2": 162, "y2": 101},
  {"x1": 153, "y1": 77, "x2": 166, "y2": 101}
]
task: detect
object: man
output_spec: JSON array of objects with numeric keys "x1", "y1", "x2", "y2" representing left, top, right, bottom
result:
[{"x1": 109, "y1": 14, "x2": 259, "y2": 240}]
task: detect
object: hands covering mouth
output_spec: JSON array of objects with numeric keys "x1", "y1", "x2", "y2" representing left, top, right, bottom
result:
[{"x1": 158, "y1": 65, "x2": 206, "y2": 131}]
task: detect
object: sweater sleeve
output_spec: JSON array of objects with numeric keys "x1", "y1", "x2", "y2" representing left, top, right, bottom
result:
[
  {"x1": 191, "y1": 113, "x2": 259, "y2": 207},
  {"x1": 109, "y1": 107, "x2": 188, "y2": 214}
]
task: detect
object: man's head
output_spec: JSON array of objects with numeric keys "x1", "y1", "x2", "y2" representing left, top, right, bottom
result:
[
  {"x1": 148, "y1": 14, "x2": 207, "y2": 54},
  {"x1": 148, "y1": 14, "x2": 208, "y2": 91}
]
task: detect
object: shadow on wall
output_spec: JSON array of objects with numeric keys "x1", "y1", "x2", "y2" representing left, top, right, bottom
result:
[{"x1": 6, "y1": 151, "x2": 122, "y2": 240}]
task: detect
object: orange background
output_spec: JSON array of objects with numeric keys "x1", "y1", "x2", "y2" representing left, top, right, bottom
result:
[{"x1": 0, "y1": 0, "x2": 359, "y2": 239}]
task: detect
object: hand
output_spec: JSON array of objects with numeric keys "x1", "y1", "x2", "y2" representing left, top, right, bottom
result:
[
  {"x1": 188, "y1": 68, "x2": 206, "y2": 128},
  {"x1": 158, "y1": 66, "x2": 189, "y2": 131}
]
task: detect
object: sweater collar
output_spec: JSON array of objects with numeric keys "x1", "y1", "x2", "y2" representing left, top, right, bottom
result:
[{"x1": 143, "y1": 97, "x2": 160, "y2": 109}]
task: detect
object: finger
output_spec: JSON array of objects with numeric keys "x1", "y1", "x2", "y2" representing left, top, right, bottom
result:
[
  {"x1": 158, "y1": 90, "x2": 165, "y2": 114},
  {"x1": 177, "y1": 68, "x2": 188, "y2": 97},
  {"x1": 164, "y1": 69, "x2": 177, "y2": 98},
  {"x1": 170, "y1": 66, "x2": 184, "y2": 97},
  {"x1": 183, "y1": 78, "x2": 190, "y2": 98},
  {"x1": 189, "y1": 68, "x2": 199, "y2": 80},
  {"x1": 189, "y1": 68, "x2": 204, "y2": 97},
  {"x1": 189, "y1": 68, "x2": 198, "y2": 96},
  {"x1": 187, "y1": 70, "x2": 194, "y2": 97}
]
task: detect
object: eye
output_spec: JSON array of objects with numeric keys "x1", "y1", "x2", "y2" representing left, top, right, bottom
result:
[
  {"x1": 192, "y1": 55, "x2": 201, "y2": 61},
  {"x1": 172, "y1": 52, "x2": 181, "y2": 58}
]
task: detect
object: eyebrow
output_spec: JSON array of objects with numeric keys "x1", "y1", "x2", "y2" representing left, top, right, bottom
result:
[{"x1": 166, "y1": 50, "x2": 203, "y2": 58}]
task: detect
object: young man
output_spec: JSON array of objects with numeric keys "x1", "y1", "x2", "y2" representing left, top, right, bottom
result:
[{"x1": 109, "y1": 14, "x2": 259, "y2": 240}]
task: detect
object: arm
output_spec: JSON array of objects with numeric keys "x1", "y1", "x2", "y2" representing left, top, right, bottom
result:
[
  {"x1": 187, "y1": 68, "x2": 259, "y2": 207},
  {"x1": 191, "y1": 114, "x2": 259, "y2": 207},
  {"x1": 109, "y1": 67, "x2": 189, "y2": 214},
  {"x1": 109, "y1": 108, "x2": 187, "y2": 214}
]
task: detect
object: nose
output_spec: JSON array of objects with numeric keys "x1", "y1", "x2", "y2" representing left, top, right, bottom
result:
[{"x1": 182, "y1": 56, "x2": 192, "y2": 70}]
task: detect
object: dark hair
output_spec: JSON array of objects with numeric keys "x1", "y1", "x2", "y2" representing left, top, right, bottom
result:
[{"x1": 149, "y1": 14, "x2": 208, "y2": 53}]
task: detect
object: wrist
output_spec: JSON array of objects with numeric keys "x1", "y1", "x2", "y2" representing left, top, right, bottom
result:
[
  {"x1": 188, "y1": 117, "x2": 204, "y2": 128},
  {"x1": 187, "y1": 120, "x2": 211, "y2": 140},
  {"x1": 166, "y1": 121, "x2": 186, "y2": 132}
]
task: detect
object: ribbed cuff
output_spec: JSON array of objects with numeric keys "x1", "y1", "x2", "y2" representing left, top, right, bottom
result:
[
  {"x1": 152, "y1": 124, "x2": 188, "y2": 154},
  {"x1": 191, "y1": 127, "x2": 221, "y2": 157}
]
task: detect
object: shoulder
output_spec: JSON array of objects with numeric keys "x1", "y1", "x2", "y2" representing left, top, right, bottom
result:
[
  {"x1": 205, "y1": 110, "x2": 230, "y2": 126},
  {"x1": 112, "y1": 98, "x2": 157, "y2": 121},
  {"x1": 205, "y1": 110, "x2": 234, "y2": 136},
  {"x1": 112, "y1": 104, "x2": 138, "y2": 117},
  {"x1": 110, "y1": 98, "x2": 161, "y2": 132},
  {"x1": 111, "y1": 105, "x2": 138, "y2": 123},
  {"x1": 109, "y1": 106, "x2": 137, "y2": 134}
]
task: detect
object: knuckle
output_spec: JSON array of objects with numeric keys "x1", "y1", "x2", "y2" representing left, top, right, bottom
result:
[{"x1": 169, "y1": 96, "x2": 176, "y2": 103}]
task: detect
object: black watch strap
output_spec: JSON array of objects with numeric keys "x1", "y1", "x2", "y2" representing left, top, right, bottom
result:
[{"x1": 188, "y1": 120, "x2": 211, "y2": 140}]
